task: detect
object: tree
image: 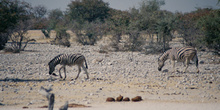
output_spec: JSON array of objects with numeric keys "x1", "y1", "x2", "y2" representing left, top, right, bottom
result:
[
  {"x1": 48, "y1": 9, "x2": 72, "y2": 47},
  {"x1": 175, "y1": 8, "x2": 212, "y2": 47},
  {"x1": 197, "y1": 9, "x2": 220, "y2": 51},
  {"x1": 135, "y1": 0, "x2": 166, "y2": 42},
  {"x1": 32, "y1": 5, "x2": 47, "y2": 19},
  {"x1": 32, "y1": 5, "x2": 48, "y2": 29},
  {"x1": 0, "y1": 0, "x2": 34, "y2": 52},
  {"x1": 67, "y1": 0, "x2": 111, "y2": 45},
  {"x1": 6, "y1": 20, "x2": 35, "y2": 53},
  {"x1": 47, "y1": 9, "x2": 64, "y2": 34},
  {"x1": 106, "y1": 9, "x2": 131, "y2": 51},
  {"x1": 139, "y1": 0, "x2": 165, "y2": 14},
  {"x1": 155, "y1": 17, "x2": 174, "y2": 52},
  {"x1": 67, "y1": 0, "x2": 110, "y2": 23},
  {"x1": 39, "y1": 9, "x2": 64, "y2": 39},
  {"x1": 128, "y1": 0, "x2": 172, "y2": 53},
  {"x1": 0, "y1": 0, "x2": 24, "y2": 49}
]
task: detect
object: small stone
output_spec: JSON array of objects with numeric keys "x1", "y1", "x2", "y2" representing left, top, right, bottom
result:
[
  {"x1": 116, "y1": 95, "x2": 123, "y2": 102},
  {"x1": 107, "y1": 62, "x2": 113, "y2": 65},
  {"x1": 199, "y1": 61, "x2": 205, "y2": 64},
  {"x1": 162, "y1": 69, "x2": 168, "y2": 72},
  {"x1": 131, "y1": 96, "x2": 142, "y2": 102},
  {"x1": 106, "y1": 97, "x2": 115, "y2": 102},
  {"x1": 22, "y1": 106, "x2": 28, "y2": 109},
  {"x1": 69, "y1": 81, "x2": 75, "y2": 85},
  {"x1": 145, "y1": 85, "x2": 150, "y2": 89},
  {"x1": 85, "y1": 101, "x2": 90, "y2": 104},
  {"x1": 123, "y1": 97, "x2": 130, "y2": 101}
]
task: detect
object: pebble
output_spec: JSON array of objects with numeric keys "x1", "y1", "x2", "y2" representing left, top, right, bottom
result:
[{"x1": 0, "y1": 43, "x2": 219, "y2": 105}]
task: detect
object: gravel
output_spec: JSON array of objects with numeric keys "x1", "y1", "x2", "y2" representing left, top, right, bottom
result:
[{"x1": 0, "y1": 43, "x2": 219, "y2": 107}]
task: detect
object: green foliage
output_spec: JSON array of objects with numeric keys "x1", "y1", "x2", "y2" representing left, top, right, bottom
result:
[
  {"x1": 67, "y1": 0, "x2": 110, "y2": 22},
  {"x1": 0, "y1": 33, "x2": 8, "y2": 50},
  {"x1": 107, "y1": 9, "x2": 131, "y2": 33},
  {"x1": 139, "y1": 0, "x2": 165, "y2": 14},
  {"x1": 67, "y1": 0, "x2": 111, "y2": 45},
  {"x1": 133, "y1": 0, "x2": 165, "y2": 31},
  {"x1": 129, "y1": 0, "x2": 174, "y2": 52},
  {"x1": 175, "y1": 8, "x2": 219, "y2": 51},
  {"x1": 0, "y1": 0, "x2": 31, "y2": 32},
  {"x1": 72, "y1": 20, "x2": 106, "y2": 45},
  {"x1": 48, "y1": 9, "x2": 64, "y2": 30},
  {"x1": 31, "y1": 5, "x2": 48, "y2": 30},
  {"x1": 48, "y1": 9, "x2": 72, "y2": 47},
  {"x1": 0, "y1": 0, "x2": 32, "y2": 51},
  {"x1": 155, "y1": 16, "x2": 174, "y2": 51},
  {"x1": 197, "y1": 10, "x2": 220, "y2": 51},
  {"x1": 50, "y1": 21, "x2": 71, "y2": 47},
  {"x1": 32, "y1": 5, "x2": 47, "y2": 19},
  {"x1": 106, "y1": 10, "x2": 131, "y2": 51}
]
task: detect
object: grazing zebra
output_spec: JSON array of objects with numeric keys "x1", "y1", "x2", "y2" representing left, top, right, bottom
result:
[
  {"x1": 158, "y1": 47, "x2": 199, "y2": 73},
  {"x1": 48, "y1": 53, "x2": 89, "y2": 80}
]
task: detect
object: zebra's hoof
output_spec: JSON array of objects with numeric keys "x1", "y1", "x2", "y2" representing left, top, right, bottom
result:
[{"x1": 52, "y1": 73, "x2": 58, "y2": 76}]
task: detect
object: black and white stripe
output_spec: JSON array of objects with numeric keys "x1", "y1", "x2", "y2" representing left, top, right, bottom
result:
[
  {"x1": 158, "y1": 47, "x2": 199, "y2": 73},
  {"x1": 48, "y1": 53, "x2": 89, "y2": 80}
]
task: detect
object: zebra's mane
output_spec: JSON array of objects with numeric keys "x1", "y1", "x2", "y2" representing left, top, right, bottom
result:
[
  {"x1": 48, "y1": 54, "x2": 64, "y2": 66},
  {"x1": 159, "y1": 49, "x2": 171, "y2": 61}
]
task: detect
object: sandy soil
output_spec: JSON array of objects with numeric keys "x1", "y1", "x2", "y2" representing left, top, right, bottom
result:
[{"x1": 0, "y1": 39, "x2": 219, "y2": 110}]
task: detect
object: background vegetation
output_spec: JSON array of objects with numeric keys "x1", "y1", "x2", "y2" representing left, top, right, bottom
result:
[{"x1": 0, "y1": 0, "x2": 219, "y2": 53}]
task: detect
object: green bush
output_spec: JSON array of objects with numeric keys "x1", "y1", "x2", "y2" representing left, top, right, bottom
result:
[{"x1": 197, "y1": 10, "x2": 220, "y2": 51}]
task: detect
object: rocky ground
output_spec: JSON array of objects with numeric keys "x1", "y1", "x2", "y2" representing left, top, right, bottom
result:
[{"x1": 0, "y1": 42, "x2": 219, "y2": 110}]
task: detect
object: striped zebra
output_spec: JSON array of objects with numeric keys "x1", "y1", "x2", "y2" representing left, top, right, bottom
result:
[
  {"x1": 158, "y1": 47, "x2": 199, "y2": 73},
  {"x1": 48, "y1": 53, "x2": 89, "y2": 80}
]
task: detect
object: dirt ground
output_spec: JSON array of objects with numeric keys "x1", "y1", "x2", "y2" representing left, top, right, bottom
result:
[{"x1": 0, "y1": 33, "x2": 219, "y2": 110}]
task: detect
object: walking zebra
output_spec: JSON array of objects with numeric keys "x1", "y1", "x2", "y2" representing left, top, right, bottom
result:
[
  {"x1": 48, "y1": 53, "x2": 89, "y2": 80},
  {"x1": 158, "y1": 47, "x2": 199, "y2": 73}
]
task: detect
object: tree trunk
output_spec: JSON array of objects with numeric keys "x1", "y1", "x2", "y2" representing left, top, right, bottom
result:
[
  {"x1": 21, "y1": 39, "x2": 36, "y2": 51},
  {"x1": 18, "y1": 34, "x2": 23, "y2": 52},
  {"x1": 48, "y1": 93, "x2": 55, "y2": 110},
  {"x1": 163, "y1": 34, "x2": 165, "y2": 52}
]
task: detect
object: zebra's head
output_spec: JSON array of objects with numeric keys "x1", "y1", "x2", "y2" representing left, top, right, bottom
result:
[
  {"x1": 48, "y1": 65, "x2": 58, "y2": 76},
  {"x1": 158, "y1": 58, "x2": 164, "y2": 71},
  {"x1": 48, "y1": 64, "x2": 55, "y2": 75}
]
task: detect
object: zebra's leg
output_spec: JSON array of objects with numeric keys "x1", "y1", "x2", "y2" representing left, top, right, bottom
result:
[
  {"x1": 183, "y1": 61, "x2": 186, "y2": 67},
  {"x1": 183, "y1": 59, "x2": 190, "y2": 73},
  {"x1": 63, "y1": 66, "x2": 67, "y2": 80},
  {"x1": 193, "y1": 56, "x2": 199, "y2": 73},
  {"x1": 82, "y1": 65, "x2": 89, "y2": 79},
  {"x1": 75, "y1": 66, "x2": 81, "y2": 80},
  {"x1": 59, "y1": 66, "x2": 65, "y2": 79}
]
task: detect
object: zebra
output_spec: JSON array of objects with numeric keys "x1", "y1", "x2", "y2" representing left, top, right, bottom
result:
[
  {"x1": 48, "y1": 53, "x2": 89, "y2": 80},
  {"x1": 158, "y1": 47, "x2": 199, "y2": 73}
]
